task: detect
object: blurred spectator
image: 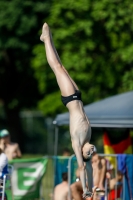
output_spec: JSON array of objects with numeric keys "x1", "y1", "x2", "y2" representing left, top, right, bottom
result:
[
  {"x1": 91, "y1": 146, "x2": 114, "y2": 196},
  {"x1": 0, "y1": 129, "x2": 22, "y2": 161},
  {"x1": 92, "y1": 150, "x2": 106, "y2": 195},
  {"x1": 0, "y1": 148, "x2": 8, "y2": 179},
  {"x1": 0, "y1": 148, "x2": 8, "y2": 200},
  {"x1": 71, "y1": 168, "x2": 98, "y2": 200},
  {"x1": 108, "y1": 170, "x2": 123, "y2": 200},
  {"x1": 54, "y1": 172, "x2": 69, "y2": 200},
  {"x1": 62, "y1": 147, "x2": 71, "y2": 156},
  {"x1": 0, "y1": 135, "x2": 6, "y2": 152},
  {"x1": 71, "y1": 168, "x2": 83, "y2": 200}
]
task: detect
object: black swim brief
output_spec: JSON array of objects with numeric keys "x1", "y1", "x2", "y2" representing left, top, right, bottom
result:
[
  {"x1": 61, "y1": 90, "x2": 82, "y2": 106},
  {"x1": 83, "y1": 155, "x2": 92, "y2": 162}
]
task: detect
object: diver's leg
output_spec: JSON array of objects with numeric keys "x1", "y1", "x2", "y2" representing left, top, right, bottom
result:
[
  {"x1": 62, "y1": 66, "x2": 79, "y2": 91},
  {"x1": 48, "y1": 32, "x2": 79, "y2": 91},
  {"x1": 40, "y1": 23, "x2": 77, "y2": 96}
]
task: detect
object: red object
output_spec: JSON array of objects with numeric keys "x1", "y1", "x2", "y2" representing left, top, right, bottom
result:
[{"x1": 108, "y1": 187, "x2": 122, "y2": 200}]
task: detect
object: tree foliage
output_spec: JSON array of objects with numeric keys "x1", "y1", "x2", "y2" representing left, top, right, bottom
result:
[
  {"x1": 0, "y1": 0, "x2": 133, "y2": 153},
  {"x1": 32, "y1": 0, "x2": 133, "y2": 116},
  {"x1": 0, "y1": 0, "x2": 51, "y2": 146}
]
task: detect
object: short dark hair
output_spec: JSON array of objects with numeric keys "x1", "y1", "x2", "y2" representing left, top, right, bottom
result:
[
  {"x1": 62, "y1": 172, "x2": 68, "y2": 181},
  {"x1": 63, "y1": 147, "x2": 71, "y2": 153}
]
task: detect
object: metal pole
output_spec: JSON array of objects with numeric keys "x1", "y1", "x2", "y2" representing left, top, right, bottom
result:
[
  {"x1": 46, "y1": 117, "x2": 53, "y2": 155},
  {"x1": 104, "y1": 178, "x2": 108, "y2": 200},
  {"x1": 115, "y1": 156, "x2": 117, "y2": 200},
  {"x1": 2, "y1": 175, "x2": 6, "y2": 200},
  {"x1": 123, "y1": 175, "x2": 125, "y2": 200},
  {"x1": 68, "y1": 154, "x2": 76, "y2": 200},
  {"x1": 54, "y1": 126, "x2": 58, "y2": 156},
  {"x1": 53, "y1": 126, "x2": 59, "y2": 198}
]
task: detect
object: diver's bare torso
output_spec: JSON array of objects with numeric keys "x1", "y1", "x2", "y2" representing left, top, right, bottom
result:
[{"x1": 66, "y1": 100, "x2": 91, "y2": 147}]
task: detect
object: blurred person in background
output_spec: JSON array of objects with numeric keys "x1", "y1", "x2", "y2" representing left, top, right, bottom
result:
[
  {"x1": 91, "y1": 147, "x2": 106, "y2": 195},
  {"x1": 109, "y1": 170, "x2": 123, "y2": 190},
  {"x1": 0, "y1": 147, "x2": 8, "y2": 179},
  {"x1": 0, "y1": 134, "x2": 6, "y2": 152},
  {"x1": 108, "y1": 170, "x2": 123, "y2": 200},
  {"x1": 62, "y1": 147, "x2": 71, "y2": 156},
  {"x1": 54, "y1": 172, "x2": 69, "y2": 200},
  {"x1": 0, "y1": 147, "x2": 8, "y2": 200},
  {"x1": 71, "y1": 168, "x2": 84, "y2": 200},
  {"x1": 71, "y1": 168, "x2": 98, "y2": 200},
  {"x1": 0, "y1": 129, "x2": 22, "y2": 161}
]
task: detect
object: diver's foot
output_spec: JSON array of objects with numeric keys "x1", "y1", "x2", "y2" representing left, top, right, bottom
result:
[{"x1": 40, "y1": 22, "x2": 50, "y2": 42}]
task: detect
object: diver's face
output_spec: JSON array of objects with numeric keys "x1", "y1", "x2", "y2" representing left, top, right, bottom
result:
[
  {"x1": 82, "y1": 145, "x2": 94, "y2": 159},
  {"x1": 2, "y1": 135, "x2": 10, "y2": 143},
  {"x1": 83, "y1": 151, "x2": 91, "y2": 159}
]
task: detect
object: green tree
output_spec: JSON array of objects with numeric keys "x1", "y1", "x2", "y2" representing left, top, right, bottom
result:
[
  {"x1": 32, "y1": 0, "x2": 133, "y2": 116},
  {"x1": 0, "y1": 0, "x2": 51, "y2": 150}
]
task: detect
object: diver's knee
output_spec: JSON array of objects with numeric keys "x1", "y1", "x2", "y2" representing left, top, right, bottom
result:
[{"x1": 54, "y1": 63, "x2": 63, "y2": 70}]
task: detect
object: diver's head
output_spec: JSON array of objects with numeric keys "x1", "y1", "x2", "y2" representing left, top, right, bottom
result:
[{"x1": 82, "y1": 143, "x2": 95, "y2": 162}]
